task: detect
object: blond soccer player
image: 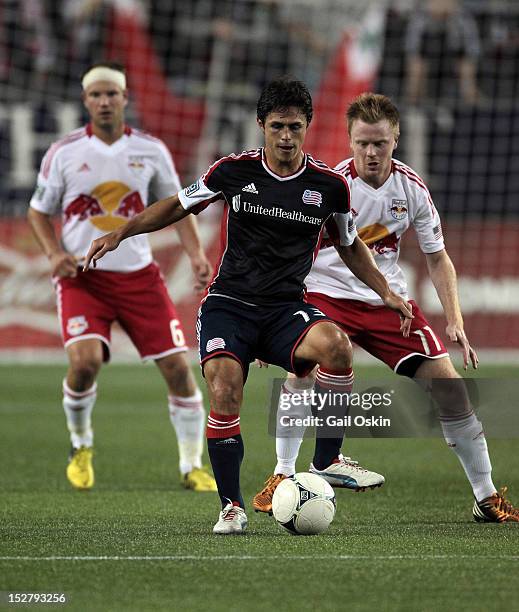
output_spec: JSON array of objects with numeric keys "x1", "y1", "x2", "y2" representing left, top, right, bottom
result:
[
  {"x1": 28, "y1": 62, "x2": 216, "y2": 492},
  {"x1": 254, "y1": 93, "x2": 519, "y2": 524}
]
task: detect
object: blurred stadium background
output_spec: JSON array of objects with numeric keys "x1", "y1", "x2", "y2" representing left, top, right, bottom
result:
[
  {"x1": 2, "y1": 5, "x2": 519, "y2": 609},
  {"x1": 1, "y1": 0, "x2": 518, "y2": 363}
]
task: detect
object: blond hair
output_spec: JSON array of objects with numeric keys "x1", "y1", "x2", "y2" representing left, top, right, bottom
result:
[{"x1": 347, "y1": 93, "x2": 400, "y2": 138}]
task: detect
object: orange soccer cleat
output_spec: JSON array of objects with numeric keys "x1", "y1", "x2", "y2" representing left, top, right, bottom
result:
[
  {"x1": 473, "y1": 487, "x2": 519, "y2": 523},
  {"x1": 252, "y1": 473, "x2": 287, "y2": 514}
]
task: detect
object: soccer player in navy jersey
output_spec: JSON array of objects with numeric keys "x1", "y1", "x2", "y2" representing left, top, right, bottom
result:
[{"x1": 84, "y1": 77, "x2": 413, "y2": 534}]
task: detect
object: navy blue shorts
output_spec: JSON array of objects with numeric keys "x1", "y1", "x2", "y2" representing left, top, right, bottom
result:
[{"x1": 197, "y1": 295, "x2": 333, "y2": 381}]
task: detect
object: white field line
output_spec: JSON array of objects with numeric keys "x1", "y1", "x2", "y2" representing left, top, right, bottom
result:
[{"x1": 1, "y1": 554, "x2": 518, "y2": 562}]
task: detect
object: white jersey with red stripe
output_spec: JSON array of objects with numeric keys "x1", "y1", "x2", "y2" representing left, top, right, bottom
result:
[
  {"x1": 29, "y1": 124, "x2": 181, "y2": 272},
  {"x1": 305, "y1": 157, "x2": 445, "y2": 305}
]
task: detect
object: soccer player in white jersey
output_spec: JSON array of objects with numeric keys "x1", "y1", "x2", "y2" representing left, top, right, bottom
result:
[
  {"x1": 253, "y1": 93, "x2": 519, "y2": 523},
  {"x1": 27, "y1": 62, "x2": 217, "y2": 493}
]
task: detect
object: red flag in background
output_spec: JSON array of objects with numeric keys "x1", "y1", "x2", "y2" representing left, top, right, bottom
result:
[
  {"x1": 105, "y1": 5, "x2": 206, "y2": 177},
  {"x1": 305, "y1": 7, "x2": 386, "y2": 167}
]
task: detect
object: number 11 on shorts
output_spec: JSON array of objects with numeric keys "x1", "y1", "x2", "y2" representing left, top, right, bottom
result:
[{"x1": 413, "y1": 326, "x2": 442, "y2": 355}]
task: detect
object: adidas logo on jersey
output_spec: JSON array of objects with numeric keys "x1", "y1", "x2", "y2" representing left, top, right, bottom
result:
[
  {"x1": 242, "y1": 183, "x2": 258, "y2": 194},
  {"x1": 77, "y1": 163, "x2": 91, "y2": 172}
]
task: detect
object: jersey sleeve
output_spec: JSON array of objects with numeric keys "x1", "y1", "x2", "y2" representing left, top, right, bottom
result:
[
  {"x1": 412, "y1": 190, "x2": 445, "y2": 253},
  {"x1": 150, "y1": 142, "x2": 182, "y2": 200},
  {"x1": 178, "y1": 160, "x2": 226, "y2": 215},
  {"x1": 323, "y1": 177, "x2": 356, "y2": 246},
  {"x1": 29, "y1": 146, "x2": 65, "y2": 215},
  {"x1": 325, "y1": 211, "x2": 357, "y2": 247}
]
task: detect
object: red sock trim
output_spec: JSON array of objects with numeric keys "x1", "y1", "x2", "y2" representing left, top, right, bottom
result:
[
  {"x1": 62, "y1": 380, "x2": 97, "y2": 399},
  {"x1": 206, "y1": 410, "x2": 241, "y2": 439},
  {"x1": 316, "y1": 367, "x2": 354, "y2": 392},
  {"x1": 318, "y1": 366, "x2": 353, "y2": 377}
]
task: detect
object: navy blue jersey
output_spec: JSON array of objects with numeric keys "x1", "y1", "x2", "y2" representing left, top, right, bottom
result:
[{"x1": 179, "y1": 148, "x2": 356, "y2": 305}]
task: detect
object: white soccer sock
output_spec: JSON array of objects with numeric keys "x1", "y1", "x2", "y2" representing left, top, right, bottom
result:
[
  {"x1": 441, "y1": 413, "x2": 496, "y2": 501},
  {"x1": 62, "y1": 379, "x2": 96, "y2": 448},
  {"x1": 275, "y1": 378, "x2": 313, "y2": 476},
  {"x1": 168, "y1": 389, "x2": 205, "y2": 475}
]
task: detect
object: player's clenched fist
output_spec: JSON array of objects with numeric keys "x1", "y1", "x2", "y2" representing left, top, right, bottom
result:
[{"x1": 83, "y1": 231, "x2": 121, "y2": 270}]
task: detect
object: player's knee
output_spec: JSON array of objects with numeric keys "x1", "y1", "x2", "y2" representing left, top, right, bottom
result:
[
  {"x1": 208, "y1": 378, "x2": 242, "y2": 413},
  {"x1": 416, "y1": 359, "x2": 471, "y2": 417},
  {"x1": 320, "y1": 332, "x2": 352, "y2": 371},
  {"x1": 68, "y1": 357, "x2": 101, "y2": 388},
  {"x1": 159, "y1": 356, "x2": 193, "y2": 392},
  {"x1": 436, "y1": 379, "x2": 471, "y2": 418}
]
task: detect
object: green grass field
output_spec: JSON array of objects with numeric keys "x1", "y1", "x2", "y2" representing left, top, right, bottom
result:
[{"x1": 1, "y1": 363, "x2": 518, "y2": 612}]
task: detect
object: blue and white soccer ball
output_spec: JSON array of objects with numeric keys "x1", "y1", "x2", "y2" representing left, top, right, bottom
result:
[{"x1": 272, "y1": 472, "x2": 336, "y2": 535}]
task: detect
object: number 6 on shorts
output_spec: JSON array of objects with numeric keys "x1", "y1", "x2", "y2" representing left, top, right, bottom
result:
[{"x1": 170, "y1": 319, "x2": 186, "y2": 347}]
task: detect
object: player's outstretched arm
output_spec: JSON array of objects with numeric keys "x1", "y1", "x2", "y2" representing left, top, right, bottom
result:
[
  {"x1": 83, "y1": 194, "x2": 189, "y2": 270},
  {"x1": 336, "y1": 237, "x2": 414, "y2": 337},
  {"x1": 425, "y1": 249, "x2": 478, "y2": 370}
]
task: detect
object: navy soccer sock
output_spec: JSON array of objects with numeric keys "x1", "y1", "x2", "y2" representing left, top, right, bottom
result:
[
  {"x1": 312, "y1": 367, "x2": 354, "y2": 470},
  {"x1": 206, "y1": 410, "x2": 244, "y2": 508}
]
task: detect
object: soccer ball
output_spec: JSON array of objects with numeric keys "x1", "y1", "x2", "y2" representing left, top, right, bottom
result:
[{"x1": 272, "y1": 472, "x2": 336, "y2": 535}]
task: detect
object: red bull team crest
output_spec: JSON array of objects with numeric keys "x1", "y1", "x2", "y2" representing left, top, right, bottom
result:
[
  {"x1": 66, "y1": 315, "x2": 88, "y2": 336},
  {"x1": 390, "y1": 199, "x2": 408, "y2": 220},
  {"x1": 63, "y1": 181, "x2": 145, "y2": 232}
]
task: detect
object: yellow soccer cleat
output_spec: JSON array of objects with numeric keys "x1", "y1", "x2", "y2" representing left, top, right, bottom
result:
[
  {"x1": 182, "y1": 467, "x2": 217, "y2": 492},
  {"x1": 66, "y1": 446, "x2": 94, "y2": 491}
]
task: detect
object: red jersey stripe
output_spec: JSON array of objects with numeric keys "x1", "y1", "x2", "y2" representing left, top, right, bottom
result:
[
  {"x1": 202, "y1": 149, "x2": 262, "y2": 184},
  {"x1": 393, "y1": 166, "x2": 434, "y2": 207},
  {"x1": 42, "y1": 129, "x2": 87, "y2": 178}
]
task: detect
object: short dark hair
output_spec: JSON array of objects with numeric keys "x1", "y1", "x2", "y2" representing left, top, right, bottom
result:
[
  {"x1": 256, "y1": 76, "x2": 313, "y2": 125},
  {"x1": 347, "y1": 93, "x2": 400, "y2": 138},
  {"x1": 81, "y1": 61, "x2": 126, "y2": 81}
]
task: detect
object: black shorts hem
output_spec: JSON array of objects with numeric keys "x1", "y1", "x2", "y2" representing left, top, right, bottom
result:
[
  {"x1": 200, "y1": 350, "x2": 246, "y2": 382},
  {"x1": 289, "y1": 319, "x2": 332, "y2": 377}
]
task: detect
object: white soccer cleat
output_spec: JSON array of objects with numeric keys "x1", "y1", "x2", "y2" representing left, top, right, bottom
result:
[
  {"x1": 213, "y1": 502, "x2": 248, "y2": 535},
  {"x1": 309, "y1": 454, "x2": 385, "y2": 491}
]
